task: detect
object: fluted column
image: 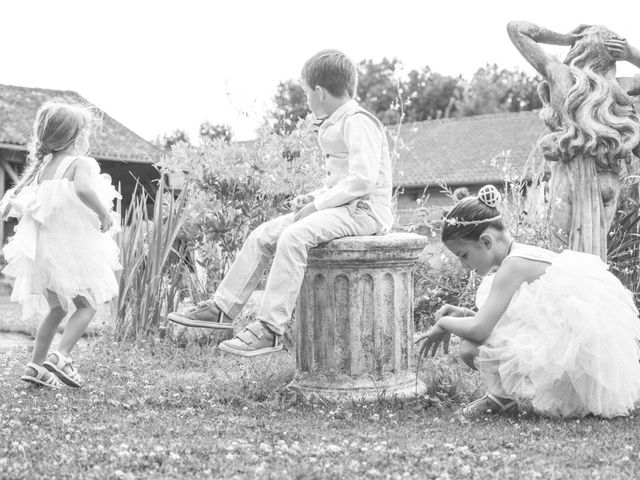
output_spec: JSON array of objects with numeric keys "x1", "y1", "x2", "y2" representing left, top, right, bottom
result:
[{"x1": 293, "y1": 233, "x2": 428, "y2": 400}]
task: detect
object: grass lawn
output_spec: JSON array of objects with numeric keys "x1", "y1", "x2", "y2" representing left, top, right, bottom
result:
[{"x1": 1, "y1": 338, "x2": 640, "y2": 480}]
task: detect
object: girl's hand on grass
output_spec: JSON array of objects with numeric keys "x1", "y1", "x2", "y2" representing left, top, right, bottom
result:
[{"x1": 416, "y1": 323, "x2": 451, "y2": 358}]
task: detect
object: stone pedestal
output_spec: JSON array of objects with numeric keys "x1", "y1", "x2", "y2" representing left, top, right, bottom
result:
[{"x1": 293, "y1": 232, "x2": 428, "y2": 401}]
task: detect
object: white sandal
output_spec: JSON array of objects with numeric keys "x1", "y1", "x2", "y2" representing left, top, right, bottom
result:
[
  {"x1": 457, "y1": 393, "x2": 518, "y2": 416},
  {"x1": 43, "y1": 351, "x2": 82, "y2": 388},
  {"x1": 20, "y1": 362, "x2": 62, "y2": 388}
]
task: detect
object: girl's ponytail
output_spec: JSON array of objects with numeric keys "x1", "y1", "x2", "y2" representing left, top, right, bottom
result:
[
  {"x1": 12, "y1": 100, "x2": 92, "y2": 195},
  {"x1": 13, "y1": 142, "x2": 50, "y2": 194}
]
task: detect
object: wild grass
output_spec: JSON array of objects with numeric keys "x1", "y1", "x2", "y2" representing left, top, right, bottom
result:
[
  {"x1": 113, "y1": 177, "x2": 191, "y2": 340},
  {"x1": 2, "y1": 340, "x2": 640, "y2": 480}
]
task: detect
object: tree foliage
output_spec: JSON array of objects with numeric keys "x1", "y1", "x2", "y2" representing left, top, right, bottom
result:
[
  {"x1": 456, "y1": 64, "x2": 542, "y2": 116},
  {"x1": 356, "y1": 57, "x2": 403, "y2": 125},
  {"x1": 153, "y1": 129, "x2": 190, "y2": 151},
  {"x1": 200, "y1": 121, "x2": 233, "y2": 142},
  {"x1": 403, "y1": 68, "x2": 462, "y2": 122},
  {"x1": 267, "y1": 59, "x2": 542, "y2": 130},
  {"x1": 269, "y1": 80, "x2": 310, "y2": 134}
]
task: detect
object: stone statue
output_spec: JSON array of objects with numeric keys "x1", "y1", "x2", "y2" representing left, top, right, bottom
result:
[{"x1": 508, "y1": 21, "x2": 640, "y2": 259}]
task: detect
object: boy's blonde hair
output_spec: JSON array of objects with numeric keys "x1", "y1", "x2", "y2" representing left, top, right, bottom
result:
[
  {"x1": 14, "y1": 100, "x2": 93, "y2": 193},
  {"x1": 301, "y1": 49, "x2": 357, "y2": 98}
]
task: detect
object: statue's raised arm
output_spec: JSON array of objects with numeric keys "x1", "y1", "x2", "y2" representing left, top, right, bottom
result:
[
  {"x1": 508, "y1": 21, "x2": 640, "y2": 259},
  {"x1": 506, "y1": 21, "x2": 582, "y2": 79},
  {"x1": 606, "y1": 38, "x2": 640, "y2": 99}
]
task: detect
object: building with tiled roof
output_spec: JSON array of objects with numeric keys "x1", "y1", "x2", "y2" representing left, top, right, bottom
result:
[
  {"x1": 0, "y1": 83, "x2": 162, "y2": 242},
  {"x1": 393, "y1": 110, "x2": 547, "y2": 224}
]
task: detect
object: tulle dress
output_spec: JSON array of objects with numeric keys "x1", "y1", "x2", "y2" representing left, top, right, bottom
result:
[
  {"x1": 1, "y1": 155, "x2": 122, "y2": 318},
  {"x1": 475, "y1": 244, "x2": 640, "y2": 418}
]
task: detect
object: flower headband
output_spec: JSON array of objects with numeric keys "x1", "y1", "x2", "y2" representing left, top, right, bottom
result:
[{"x1": 443, "y1": 185, "x2": 503, "y2": 226}]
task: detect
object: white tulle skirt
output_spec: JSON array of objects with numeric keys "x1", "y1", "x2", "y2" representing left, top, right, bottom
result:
[
  {"x1": 476, "y1": 250, "x2": 640, "y2": 418},
  {"x1": 2, "y1": 176, "x2": 121, "y2": 319}
]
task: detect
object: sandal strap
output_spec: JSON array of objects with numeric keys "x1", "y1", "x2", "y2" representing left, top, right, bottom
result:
[
  {"x1": 50, "y1": 351, "x2": 79, "y2": 379},
  {"x1": 50, "y1": 351, "x2": 73, "y2": 368},
  {"x1": 25, "y1": 362, "x2": 46, "y2": 379},
  {"x1": 25, "y1": 362, "x2": 59, "y2": 385},
  {"x1": 486, "y1": 393, "x2": 517, "y2": 411}
]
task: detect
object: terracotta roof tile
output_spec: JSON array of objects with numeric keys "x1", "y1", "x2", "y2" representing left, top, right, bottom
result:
[
  {"x1": 392, "y1": 110, "x2": 546, "y2": 187},
  {"x1": 0, "y1": 84, "x2": 160, "y2": 163}
]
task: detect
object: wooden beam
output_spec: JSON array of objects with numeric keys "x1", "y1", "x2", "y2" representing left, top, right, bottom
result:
[
  {"x1": 2, "y1": 162, "x2": 19, "y2": 183},
  {"x1": 0, "y1": 142, "x2": 26, "y2": 152}
]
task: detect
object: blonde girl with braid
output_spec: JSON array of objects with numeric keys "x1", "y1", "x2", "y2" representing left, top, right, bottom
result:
[
  {"x1": 0, "y1": 100, "x2": 121, "y2": 388},
  {"x1": 416, "y1": 185, "x2": 640, "y2": 419}
]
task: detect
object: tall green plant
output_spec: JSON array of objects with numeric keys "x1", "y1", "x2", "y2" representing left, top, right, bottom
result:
[{"x1": 114, "y1": 177, "x2": 191, "y2": 340}]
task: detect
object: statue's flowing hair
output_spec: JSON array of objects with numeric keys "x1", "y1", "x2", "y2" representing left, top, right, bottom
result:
[{"x1": 539, "y1": 26, "x2": 640, "y2": 169}]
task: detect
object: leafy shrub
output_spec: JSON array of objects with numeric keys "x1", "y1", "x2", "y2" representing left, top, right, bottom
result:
[
  {"x1": 413, "y1": 245, "x2": 479, "y2": 331},
  {"x1": 158, "y1": 120, "x2": 324, "y2": 299}
]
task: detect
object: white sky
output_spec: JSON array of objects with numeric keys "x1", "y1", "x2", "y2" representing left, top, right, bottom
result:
[{"x1": 2, "y1": 0, "x2": 639, "y2": 141}]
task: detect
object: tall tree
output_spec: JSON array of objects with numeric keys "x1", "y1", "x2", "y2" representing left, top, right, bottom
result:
[
  {"x1": 356, "y1": 57, "x2": 403, "y2": 125},
  {"x1": 457, "y1": 64, "x2": 542, "y2": 116},
  {"x1": 403, "y1": 67, "x2": 463, "y2": 122},
  {"x1": 200, "y1": 121, "x2": 233, "y2": 142}
]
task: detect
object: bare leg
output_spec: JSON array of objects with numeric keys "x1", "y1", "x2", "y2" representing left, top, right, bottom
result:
[
  {"x1": 30, "y1": 291, "x2": 67, "y2": 365},
  {"x1": 460, "y1": 339, "x2": 480, "y2": 370},
  {"x1": 56, "y1": 295, "x2": 96, "y2": 357},
  {"x1": 459, "y1": 340, "x2": 515, "y2": 414}
]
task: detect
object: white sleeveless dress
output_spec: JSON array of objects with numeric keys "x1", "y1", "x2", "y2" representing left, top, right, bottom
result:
[
  {"x1": 2, "y1": 156, "x2": 122, "y2": 318},
  {"x1": 475, "y1": 244, "x2": 640, "y2": 418}
]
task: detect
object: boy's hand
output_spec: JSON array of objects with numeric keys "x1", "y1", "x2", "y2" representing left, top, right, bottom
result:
[
  {"x1": 294, "y1": 201, "x2": 317, "y2": 222},
  {"x1": 291, "y1": 194, "x2": 313, "y2": 213},
  {"x1": 415, "y1": 323, "x2": 451, "y2": 358},
  {"x1": 605, "y1": 38, "x2": 631, "y2": 61}
]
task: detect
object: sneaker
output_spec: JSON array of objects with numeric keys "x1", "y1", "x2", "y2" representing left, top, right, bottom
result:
[
  {"x1": 218, "y1": 322, "x2": 283, "y2": 357},
  {"x1": 168, "y1": 300, "x2": 233, "y2": 330}
]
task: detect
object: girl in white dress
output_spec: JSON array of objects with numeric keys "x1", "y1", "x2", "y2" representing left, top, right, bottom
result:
[
  {"x1": 417, "y1": 185, "x2": 640, "y2": 418},
  {"x1": 1, "y1": 101, "x2": 121, "y2": 388}
]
